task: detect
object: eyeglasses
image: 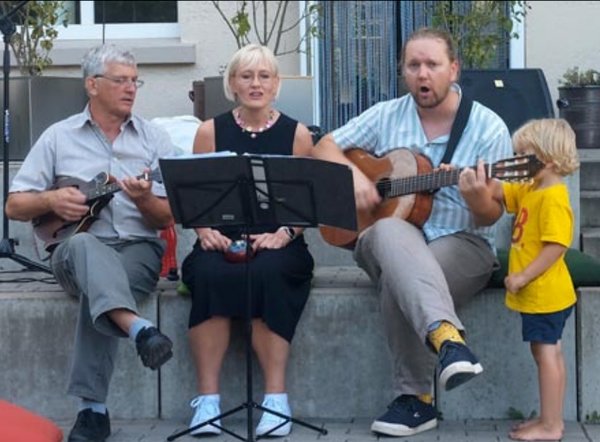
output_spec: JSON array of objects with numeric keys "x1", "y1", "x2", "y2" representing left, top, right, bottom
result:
[
  {"x1": 236, "y1": 73, "x2": 275, "y2": 85},
  {"x1": 94, "y1": 75, "x2": 144, "y2": 88}
]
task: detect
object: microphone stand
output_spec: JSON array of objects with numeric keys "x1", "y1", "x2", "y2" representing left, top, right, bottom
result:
[{"x1": 0, "y1": 1, "x2": 51, "y2": 273}]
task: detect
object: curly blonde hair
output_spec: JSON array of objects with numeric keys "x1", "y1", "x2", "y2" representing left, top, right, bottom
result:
[{"x1": 512, "y1": 118, "x2": 580, "y2": 176}]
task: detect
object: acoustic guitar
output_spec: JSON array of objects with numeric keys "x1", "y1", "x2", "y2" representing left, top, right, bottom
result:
[
  {"x1": 33, "y1": 169, "x2": 163, "y2": 252},
  {"x1": 319, "y1": 148, "x2": 544, "y2": 249}
]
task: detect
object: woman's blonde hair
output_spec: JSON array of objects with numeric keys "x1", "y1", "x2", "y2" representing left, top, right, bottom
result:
[
  {"x1": 512, "y1": 118, "x2": 580, "y2": 176},
  {"x1": 223, "y1": 44, "x2": 281, "y2": 102}
]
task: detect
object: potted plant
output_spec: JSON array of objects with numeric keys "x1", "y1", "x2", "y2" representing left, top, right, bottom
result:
[
  {"x1": 557, "y1": 67, "x2": 600, "y2": 149},
  {"x1": 0, "y1": 1, "x2": 86, "y2": 160}
]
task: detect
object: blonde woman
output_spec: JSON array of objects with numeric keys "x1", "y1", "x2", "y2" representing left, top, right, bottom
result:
[{"x1": 182, "y1": 44, "x2": 314, "y2": 437}]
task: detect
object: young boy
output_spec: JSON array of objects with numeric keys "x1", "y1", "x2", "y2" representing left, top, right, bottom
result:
[{"x1": 480, "y1": 118, "x2": 580, "y2": 441}]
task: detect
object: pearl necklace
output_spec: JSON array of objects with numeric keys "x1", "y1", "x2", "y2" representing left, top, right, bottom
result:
[{"x1": 234, "y1": 109, "x2": 275, "y2": 138}]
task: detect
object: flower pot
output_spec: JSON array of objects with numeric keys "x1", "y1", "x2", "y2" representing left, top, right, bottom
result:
[{"x1": 557, "y1": 86, "x2": 600, "y2": 149}]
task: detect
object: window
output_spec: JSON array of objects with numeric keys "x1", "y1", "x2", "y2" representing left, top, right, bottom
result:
[
  {"x1": 93, "y1": 1, "x2": 177, "y2": 23},
  {"x1": 317, "y1": 1, "x2": 516, "y2": 132},
  {"x1": 57, "y1": 0, "x2": 179, "y2": 40},
  {"x1": 397, "y1": 1, "x2": 511, "y2": 70},
  {"x1": 318, "y1": 1, "x2": 397, "y2": 132}
]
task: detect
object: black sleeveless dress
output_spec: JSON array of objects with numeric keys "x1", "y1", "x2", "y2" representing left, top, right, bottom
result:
[{"x1": 181, "y1": 111, "x2": 314, "y2": 342}]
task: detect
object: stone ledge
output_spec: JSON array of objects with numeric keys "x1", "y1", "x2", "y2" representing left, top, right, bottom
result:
[
  {"x1": 0, "y1": 268, "x2": 596, "y2": 422},
  {"x1": 577, "y1": 287, "x2": 600, "y2": 420},
  {"x1": 0, "y1": 288, "x2": 159, "y2": 420}
]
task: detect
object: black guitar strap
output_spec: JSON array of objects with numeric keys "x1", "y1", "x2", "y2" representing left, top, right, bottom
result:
[{"x1": 441, "y1": 95, "x2": 473, "y2": 165}]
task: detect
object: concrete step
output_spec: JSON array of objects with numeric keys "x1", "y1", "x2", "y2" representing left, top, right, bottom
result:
[
  {"x1": 581, "y1": 227, "x2": 600, "y2": 260},
  {"x1": 0, "y1": 282, "x2": 160, "y2": 420},
  {"x1": 580, "y1": 161, "x2": 600, "y2": 191},
  {"x1": 52, "y1": 417, "x2": 596, "y2": 442},
  {"x1": 578, "y1": 149, "x2": 600, "y2": 164},
  {"x1": 580, "y1": 190, "x2": 600, "y2": 229},
  {"x1": 2, "y1": 269, "x2": 594, "y2": 423}
]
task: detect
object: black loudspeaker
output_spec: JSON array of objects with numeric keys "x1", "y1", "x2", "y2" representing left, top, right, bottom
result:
[{"x1": 460, "y1": 69, "x2": 554, "y2": 133}]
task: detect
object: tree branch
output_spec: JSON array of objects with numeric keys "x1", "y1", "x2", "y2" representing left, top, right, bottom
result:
[
  {"x1": 265, "y1": 0, "x2": 285, "y2": 45},
  {"x1": 212, "y1": 0, "x2": 244, "y2": 48},
  {"x1": 272, "y1": 0, "x2": 289, "y2": 55}
]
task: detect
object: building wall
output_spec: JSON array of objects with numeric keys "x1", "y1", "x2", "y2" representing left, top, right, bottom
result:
[
  {"x1": 525, "y1": 1, "x2": 600, "y2": 115},
  {"x1": 36, "y1": 2, "x2": 600, "y2": 123},
  {"x1": 43, "y1": 1, "x2": 303, "y2": 120}
]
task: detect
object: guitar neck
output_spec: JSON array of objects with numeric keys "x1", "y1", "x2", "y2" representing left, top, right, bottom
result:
[{"x1": 379, "y1": 164, "x2": 490, "y2": 198}]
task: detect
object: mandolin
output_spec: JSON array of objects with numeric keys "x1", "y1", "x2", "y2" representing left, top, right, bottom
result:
[
  {"x1": 33, "y1": 169, "x2": 163, "y2": 252},
  {"x1": 319, "y1": 148, "x2": 544, "y2": 249}
]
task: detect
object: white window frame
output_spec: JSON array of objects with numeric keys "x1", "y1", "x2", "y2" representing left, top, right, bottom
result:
[
  {"x1": 299, "y1": 0, "x2": 321, "y2": 125},
  {"x1": 56, "y1": 0, "x2": 180, "y2": 40},
  {"x1": 509, "y1": 3, "x2": 526, "y2": 68}
]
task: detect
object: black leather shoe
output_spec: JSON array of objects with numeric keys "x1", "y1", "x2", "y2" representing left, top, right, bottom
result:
[
  {"x1": 68, "y1": 408, "x2": 111, "y2": 442},
  {"x1": 135, "y1": 326, "x2": 173, "y2": 370}
]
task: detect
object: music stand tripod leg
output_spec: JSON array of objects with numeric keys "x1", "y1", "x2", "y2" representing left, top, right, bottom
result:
[
  {"x1": 0, "y1": 238, "x2": 52, "y2": 274},
  {"x1": 168, "y1": 230, "x2": 326, "y2": 441},
  {"x1": 254, "y1": 402, "x2": 328, "y2": 437},
  {"x1": 168, "y1": 227, "x2": 258, "y2": 442},
  {"x1": 159, "y1": 156, "x2": 352, "y2": 442}
]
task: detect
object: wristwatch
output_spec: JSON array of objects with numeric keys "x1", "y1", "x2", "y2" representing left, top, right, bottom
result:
[{"x1": 283, "y1": 226, "x2": 296, "y2": 240}]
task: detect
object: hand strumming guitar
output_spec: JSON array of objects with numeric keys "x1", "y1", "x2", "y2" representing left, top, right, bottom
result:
[
  {"x1": 48, "y1": 186, "x2": 89, "y2": 222},
  {"x1": 351, "y1": 165, "x2": 381, "y2": 211},
  {"x1": 312, "y1": 134, "x2": 381, "y2": 211}
]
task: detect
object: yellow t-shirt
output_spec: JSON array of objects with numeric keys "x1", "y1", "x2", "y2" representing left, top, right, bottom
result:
[{"x1": 502, "y1": 182, "x2": 576, "y2": 313}]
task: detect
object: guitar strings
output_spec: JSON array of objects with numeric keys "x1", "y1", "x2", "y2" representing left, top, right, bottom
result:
[
  {"x1": 376, "y1": 155, "x2": 535, "y2": 197},
  {"x1": 376, "y1": 169, "x2": 462, "y2": 196}
]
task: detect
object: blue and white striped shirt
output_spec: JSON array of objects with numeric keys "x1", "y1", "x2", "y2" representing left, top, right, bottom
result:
[{"x1": 332, "y1": 87, "x2": 513, "y2": 249}]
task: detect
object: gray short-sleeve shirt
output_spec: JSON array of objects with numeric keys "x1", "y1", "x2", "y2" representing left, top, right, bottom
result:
[{"x1": 10, "y1": 106, "x2": 175, "y2": 240}]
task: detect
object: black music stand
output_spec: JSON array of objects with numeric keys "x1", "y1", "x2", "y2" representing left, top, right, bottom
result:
[{"x1": 160, "y1": 153, "x2": 356, "y2": 442}]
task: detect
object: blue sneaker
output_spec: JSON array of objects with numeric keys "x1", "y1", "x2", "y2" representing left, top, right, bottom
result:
[
  {"x1": 438, "y1": 341, "x2": 483, "y2": 391},
  {"x1": 370, "y1": 395, "x2": 437, "y2": 436}
]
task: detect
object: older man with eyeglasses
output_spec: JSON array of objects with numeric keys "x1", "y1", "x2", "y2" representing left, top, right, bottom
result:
[{"x1": 5, "y1": 44, "x2": 176, "y2": 442}]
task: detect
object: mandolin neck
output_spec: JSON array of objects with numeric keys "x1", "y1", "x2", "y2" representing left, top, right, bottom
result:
[
  {"x1": 85, "y1": 182, "x2": 121, "y2": 201},
  {"x1": 83, "y1": 170, "x2": 155, "y2": 202}
]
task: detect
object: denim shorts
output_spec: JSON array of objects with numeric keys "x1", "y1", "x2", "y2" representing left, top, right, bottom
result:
[{"x1": 521, "y1": 306, "x2": 574, "y2": 344}]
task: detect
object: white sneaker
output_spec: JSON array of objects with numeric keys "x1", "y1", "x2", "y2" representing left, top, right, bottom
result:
[
  {"x1": 189, "y1": 394, "x2": 222, "y2": 435},
  {"x1": 256, "y1": 393, "x2": 292, "y2": 437}
]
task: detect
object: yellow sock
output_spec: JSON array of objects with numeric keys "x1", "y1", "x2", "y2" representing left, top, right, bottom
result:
[
  {"x1": 427, "y1": 321, "x2": 465, "y2": 353},
  {"x1": 417, "y1": 394, "x2": 433, "y2": 404}
]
